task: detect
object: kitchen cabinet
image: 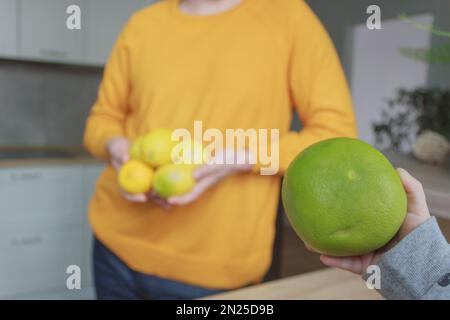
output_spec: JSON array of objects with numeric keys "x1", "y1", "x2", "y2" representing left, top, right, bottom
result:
[
  {"x1": 83, "y1": 164, "x2": 105, "y2": 209},
  {"x1": 0, "y1": 166, "x2": 85, "y2": 230},
  {"x1": 0, "y1": 165, "x2": 84, "y2": 298},
  {"x1": 0, "y1": 162, "x2": 105, "y2": 299},
  {"x1": 81, "y1": 163, "x2": 105, "y2": 289},
  {"x1": 0, "y1": 0, "x2": 17, "y2": 57},
  {"x1": 0, "y1": 227, "x2": 84, "y2": 298},
  {"x1": 84, "y1": 0, "x2": 154, "y2": 65},
  {"x1": 1, "y1": 0, "x2": 155, "y2": 65},
  {"x1": 19, "y1": 0, "x2": 84, "y2": 64}
]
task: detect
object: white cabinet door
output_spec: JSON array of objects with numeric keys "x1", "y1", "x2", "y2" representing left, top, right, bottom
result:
[
  {"x1": 0, "y1": 164, "x2": 107, "y2": 299},
  {"x1": 0, "y1": 227, "x2": 84, "y2": 298},
  {"x1": 0, "y1": 166, "x2": 84, "y2": 231},
  {"x1": 84, "y1": 0, "x2": 154, "y2": 66},
  {"x1": 0, "y1": 165, "x2": 86, "y2": 298},
  {"x1": 0, "y1": 0, "x2": 17, "y2": 57},
  {"x1": 83, "y1": 164, "x2": 106, "y2": 201},
  {"x1": 19, "y1": 0, "x2": 84, "y2": 63}
]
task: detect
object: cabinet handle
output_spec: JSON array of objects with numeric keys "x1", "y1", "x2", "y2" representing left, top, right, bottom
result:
[
  {"x1": 39, "y1": 49, "x2": 68, "y2": 59},
  {"x1": 10, "y1": 172, "x2": 42, "y2": 181},
  {"x1": 10, "y1": 235, "x2": 43, "y2": 247}
]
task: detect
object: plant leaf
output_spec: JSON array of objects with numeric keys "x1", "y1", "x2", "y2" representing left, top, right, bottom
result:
[
  {"x1": 399, "y1": 13, "x2": 450, "y2": 38},
  {"x1": 399, "y1": 44, "x2": 450, "y2": 64}
]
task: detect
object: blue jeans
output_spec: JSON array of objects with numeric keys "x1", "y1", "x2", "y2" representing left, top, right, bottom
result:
[{"x1": 93, "y1": 238, "x2": 225, "y2": 300}]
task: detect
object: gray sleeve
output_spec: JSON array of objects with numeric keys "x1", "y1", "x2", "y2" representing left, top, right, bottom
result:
[{"x1": 372, "y1": 217, "x2": 450, "y2": 300}]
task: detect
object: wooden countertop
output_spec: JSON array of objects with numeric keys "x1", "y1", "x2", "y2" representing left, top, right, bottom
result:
[
  {"x1": 205, "y1": 269, "x2": 382, "y2": 300},
  {"x1": 0, "y1": 146, "x2": 104, "y2": 168},
  {"x1": 385, "y1": 152, "x2": 450, "y2": 219}
]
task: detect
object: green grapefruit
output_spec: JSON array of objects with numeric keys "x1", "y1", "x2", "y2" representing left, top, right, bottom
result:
[{"x1": 281, "y1": 138, "x2": 407, "y2": 256}]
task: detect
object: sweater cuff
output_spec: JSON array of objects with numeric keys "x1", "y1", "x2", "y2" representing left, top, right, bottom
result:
[{"x1": 370, "y1": 217, "x2": 449, "y2": 299}]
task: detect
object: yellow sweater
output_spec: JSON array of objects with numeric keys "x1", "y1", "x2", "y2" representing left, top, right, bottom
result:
[{"x1": 84, "y1": 0, "x2": 357, "y2": 289}]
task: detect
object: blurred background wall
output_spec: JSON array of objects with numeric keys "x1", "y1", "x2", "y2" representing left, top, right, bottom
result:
[{"x1": 0, "y1": 61, "x2": 101, "y2": 146}]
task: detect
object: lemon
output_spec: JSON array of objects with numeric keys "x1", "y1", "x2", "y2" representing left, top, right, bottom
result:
[
  {"x1": 130, "y1": 136, "x2": 144, "y2": 160},
  {"x1": 141, "y1": 129, "x2": 177, "y2": 168},
  {"x1": 282, "y1": 138, "x2": 407, "y2": 256},
  {"x1": 153, "y1": 164, "x2": 195, "y2": 198},
  {"x1": 118, "y1": 160, "x2": 154, "y2": 194}
]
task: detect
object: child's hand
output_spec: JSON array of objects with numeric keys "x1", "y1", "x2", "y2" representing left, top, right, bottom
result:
[{"x1": 316, "y1": 168, "x2": 431, "y2": 274}]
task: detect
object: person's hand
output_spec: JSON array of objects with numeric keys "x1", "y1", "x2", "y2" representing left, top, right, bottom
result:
[
  {"x1": 167, "y1": 149, "x2": 255, "y2": 206},
  {"x1": 107, "y1": 137, "x2": 146, "y2": 202},
  {"x1": 147, "y1": 190, "x2": 172, "y2": 210},
  {"x1": 107, "y1": 137, "x2": 131, "y2": 170},
  {"x1": 121, "y1": 189, "x2": 172, "y2": 208},
  {"x1": 315, "y1": 168, "x2": 431, "y2": 274}
]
